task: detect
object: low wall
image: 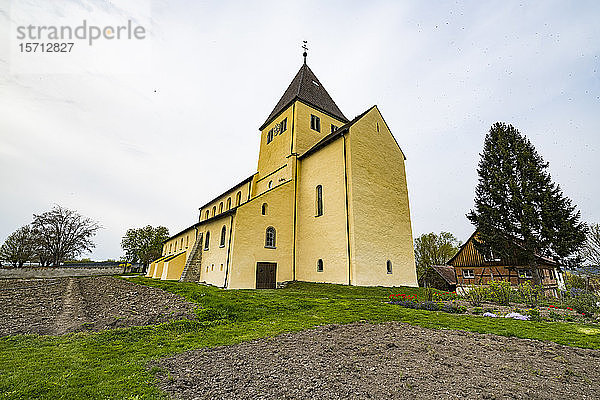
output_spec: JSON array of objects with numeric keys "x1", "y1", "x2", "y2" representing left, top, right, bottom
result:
[{"x1": 0, "y1": 266, "x2": 125, "y2": 279}]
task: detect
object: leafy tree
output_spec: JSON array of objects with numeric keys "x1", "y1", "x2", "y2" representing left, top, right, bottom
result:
[
  {"x1": 414, "y1": 232, "x2": 461, "y2": 279},
  {"x1": 121, "y1": 225, "x2": 169, "y2": 272},
  {"x1": 581, "y1": 223, "x2": 600, "y2": 269},
  {"x1": 31, "y1": 205, "x2": 101, "y2": 266},
  {"x1": 0, "y1": 225, "x2": 37, "y2": 267},
  {"x1": 467, "y1": 122, "x2": 586, "y2": 267}
]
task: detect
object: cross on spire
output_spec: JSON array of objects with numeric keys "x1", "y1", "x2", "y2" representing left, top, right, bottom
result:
[{"x1": 302, "y1": 40, "x2": 308, "y2": 64}]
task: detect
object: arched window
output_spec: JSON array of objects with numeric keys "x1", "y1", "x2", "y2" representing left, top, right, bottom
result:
[
  {"x1": 386, "y1": 260, "x2": 392, "y2": 274},
  {"x1": 220, "y1": 226, "x2": 226, "y2": 247},
  {"x1": 265, "y1": 227, "x2": 276, "y2": 248},
  {"x1": 205, "y1": 210, "x2": 209, "y2": 220},
  {"x1": 186, "y1": 235, "x2": 189, "y2": 248},
  {"x1": 219, "y1": 202, "x2": 223, "y2": 213},
  {"x1": 212, "y1": 206, "x2": 216, "y2": 216},
  {"x1": 204, "y1": 231, "x2": 210, "y2": 250},
  {"x1": 262, "y1": 203, "x2": 268, "y2": 215},
  {"x1": 236, "y1": 191, "x2": 241, "y2": 206},
  {"x1": 316, "y1": 185, "x2": 323, "y2": 216},
  {"x1": 268, "y1": 180, "x2": 273, "y2": 189},
  {"x1": 227, "y1": 197, "x2": 231, "y2": 210},
  {"x1": 317, "y1": 259, "x2": 323, "y2": 272}
]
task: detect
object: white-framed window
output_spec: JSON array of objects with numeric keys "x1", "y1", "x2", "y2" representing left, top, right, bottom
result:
[
  {"x1": 265, "y1": 227, "x2": 276, "y2": 248},
  {"x1": 315, "y1": 185, "x2": 323, "y2": 216},
  {"x1": 518, "y1": 269, "x2": 533, "y2": 279},
  {"x1": 310, "y1": 114, "x2": 321, "y2": 132},
  {"x1": 204, "y1": 231, "x2": 210, "y2": 250},
  {"x1": 220, "y1": 226, "x2": 226, "y2": 247},
  {"x1": 463, "y1": 269, "x2": 475, "y2": 278},
  {"x1": 317, "y1": 259, "x2": 323, "y2": 272},
  {"x1": 281, "y1": 118, "x2": 287, "y2": 133}
]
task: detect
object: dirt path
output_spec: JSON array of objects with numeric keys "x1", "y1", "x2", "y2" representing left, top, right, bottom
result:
[
  {"x1": 153, "y1": 321, "x2": 600, "y2": 400},
  {"x1": 53, "y1": 278, "x2": 87, "y2": 335}
]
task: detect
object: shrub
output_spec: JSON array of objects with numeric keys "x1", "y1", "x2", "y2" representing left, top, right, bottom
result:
[
  {"x1": 472, "y1": 307, "x2": 484, "y2": 315},
  {"x1": 525, "y1": 308, "x2": 541, "y2": 321},
  {"x1": 516, "y1": 282, "x2": 542, "y2": 307},
  {"x1": 464, "y1": 286, "x2": 487, "y2": 307},
  {"x1": 488, "y1": 280, "x2": 512, "y2": 305},
  {"x1": 565, "y1": 291, "x2": 600, "y2": 316}
]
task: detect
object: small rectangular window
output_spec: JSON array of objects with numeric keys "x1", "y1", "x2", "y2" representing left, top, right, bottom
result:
[
  {"x1": 518, "y1": 269, "x2": 532, "y2": 278},
  {"x1": 281, "y1": 118, "x2": 287, "y2": 133},
  {"x1": 267, "y1": 129, "x2": 273, "y2": 144},
  {"x1": 310, "y1": 115, "x2": 320, "y2": 132},
  {"x1": 315, "y1": 185, "x2": 323, "y2": 216},
  {"x1": 463, "y1": 269, "x2": 474, "y2": 278},
  {"x1": 331, "y1": 124, "x2": 338, "y2": 133}
]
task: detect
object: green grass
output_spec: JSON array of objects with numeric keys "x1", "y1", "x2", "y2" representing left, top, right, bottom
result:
[{"x1": 1, "y1": 279, "x2": 599, "y2": 399}]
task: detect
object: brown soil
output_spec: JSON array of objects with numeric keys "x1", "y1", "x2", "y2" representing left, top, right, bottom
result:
[
  {"x1": 0, "y1": 277, "x2": 197, "y2": 336},
  {"x1": 154, "y1": 321, "x2": 600, "y2": 400}
]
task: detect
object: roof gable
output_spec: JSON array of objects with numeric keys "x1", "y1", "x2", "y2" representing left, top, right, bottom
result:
[{"x1": 260, "y1": 63, "x2": 347, "y2": 130}]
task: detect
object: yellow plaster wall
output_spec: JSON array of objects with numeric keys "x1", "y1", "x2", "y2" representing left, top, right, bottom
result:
[
  {"x1": 253, "y1": 161, "x2": 292, "y2": 196},
  {"x1": 199, "y1": 181, "x2": 252, "y2": 221},
  {"x1": 153, "y1": 260, "x2": 165, "y2": 279},
  {"x1": 161, "y1": 252, "x2": 186, "y2": 280},
  {"x1": 257, "y1": 107, "x2": 294, "y2": 179},
  {"x1": 296, "y1": 138, "x2": 349, "y2": 284},
  {"x1": 293, "y1": 101, "x2": 346, "y2": 155},
  {"x1": 346, "y1": 107, "x2": 417, "y2": 287},
  {"x1": 146, "y1": 262, "x2": 156, "y2": 277},
  {"x1": 228, "y1": 181, "x2": 295, "y2": 289},
  {"x1": 196, "y1": 214, "x2": 233, "y2": 288}
]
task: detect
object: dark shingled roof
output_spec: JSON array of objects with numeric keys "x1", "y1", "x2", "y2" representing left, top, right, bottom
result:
[
  {"x1": 260, "y1": 63, "x2": 348, "y2": 130},
  {"x1": 431, "y1": 265, "x2": 457, "y2": 285}
]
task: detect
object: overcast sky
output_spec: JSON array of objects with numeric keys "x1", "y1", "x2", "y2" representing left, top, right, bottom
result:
[{"x1": 1, "y1": 0, "x2": 599, "y2": 261}]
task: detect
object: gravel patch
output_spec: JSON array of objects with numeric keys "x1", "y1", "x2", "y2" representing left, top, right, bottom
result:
[
  {"x1": 154, "y1": 321, "x2": 600, "y2": 400},
  {"x1": 0, "y1": 277, "x2": 197, "y2": 336}
]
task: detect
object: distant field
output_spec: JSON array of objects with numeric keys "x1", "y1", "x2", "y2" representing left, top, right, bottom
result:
[{"x1": 0, "y1": 277, "x2": 599, "y2": 399}]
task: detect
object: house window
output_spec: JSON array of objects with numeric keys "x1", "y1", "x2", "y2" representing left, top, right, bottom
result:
[
  {"x1": 265, "y1": 227, "x2": 276, "y2": 248},
  {"x1": 281, "y1": 118, "x2": 287, "y2": 133},
  {"x1": 268, "y1": 180, "x2": 273, "y2": 189},
  {"x1": 227, "y1": 198, "x2": 231, "y2": 210},
  {"x1": 463, "y1": 269, "x2": 474, "y2": 278},
  {"x1": 386, "y1": 260, "x2": 392, "y2": 274},
  {"x1": 518, "y1": 269, "x2": 533, "y2": 279},
  {"x1": 262, "y1": 203, "x2": 268, "y2": 215},
  {"x1": 331, "y1": 124, "x2": 339, "y2": 133},
  {"x1": 310, "y1": 114, "x2": 321, "y2": 132},
  {"x1": 205, "y1": 210, "x2": 209, "y2": 220},
  {"x1": 549, "y1": 269, "x2": 556, "y2": 280},
  {"x1": 204, "y1": 231, "x2": 210, "y2": 250},
  {"x1": 315, "y1": 185, "x2": 323, "y2": 216},
  {"x1": 236, "y1": 192, "x2": 241, "y2": 206},
  {"x1": 220, "y1": 226, "x2": 226, "y2": 247},
  {"x1": 267, "y1": 128, "x2": 274, "y2": 144},
  {"x1": 219, "y1": 202, "x2": 223, "y2": 213},
  {"x1": 212, "y1": 206, "x2": 216, "y2": 216},
  {"x1": 317, "y1": 259, "x2": 323, "y2": 272}
]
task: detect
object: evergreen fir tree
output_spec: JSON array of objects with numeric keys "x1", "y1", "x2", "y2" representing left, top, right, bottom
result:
[{"x1": 467, "y1": 122, "x2": 587, "y2": 267}]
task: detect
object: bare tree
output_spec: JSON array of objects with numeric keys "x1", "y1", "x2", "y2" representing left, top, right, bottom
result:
[
  {"x1": 581, "y1": 223, "x2": 600, "y2": 269},
  {"x1": 0, "y1": 225, "x2": 37, "y2": 267},
  {"x1": 31, "y1": 205, "x2": 101, "y2": 266}
]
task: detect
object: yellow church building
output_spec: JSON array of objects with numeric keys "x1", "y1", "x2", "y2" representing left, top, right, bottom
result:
[{"x1": 146, "y1": 58, "x2": 418, "y2": 289}]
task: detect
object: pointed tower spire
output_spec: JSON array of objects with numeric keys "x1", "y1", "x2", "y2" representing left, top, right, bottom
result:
[{"x1": 260, "y1": 56, "x2": 348, "y2": 130}]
